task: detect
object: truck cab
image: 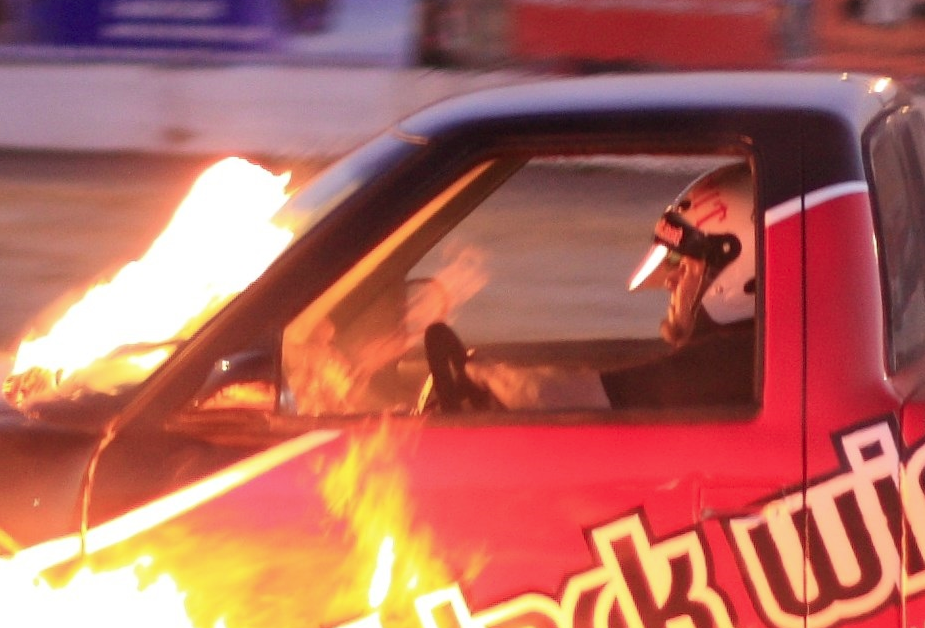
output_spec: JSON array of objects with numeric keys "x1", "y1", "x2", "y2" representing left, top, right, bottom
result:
[{"x1": 2, "y1": 72, "x2": 925, "y2": 628}]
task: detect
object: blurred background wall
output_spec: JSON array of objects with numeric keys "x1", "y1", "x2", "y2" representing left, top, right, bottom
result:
[
  {"x1": 0, "y1": 0, "x2": 920, "y2": 157},
  {"x1": 0, "y1": 0, "x2": 920, "y2": 78}
]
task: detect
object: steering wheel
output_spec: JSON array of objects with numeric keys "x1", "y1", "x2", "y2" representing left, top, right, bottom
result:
[{"x1": 423, "y1": 322, "x2": 492, "y2": 413}]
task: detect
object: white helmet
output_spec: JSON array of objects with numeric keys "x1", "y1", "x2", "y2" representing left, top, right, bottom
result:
[{"x1": 628, "y1": 162, "x2": 755, "y2": 325}]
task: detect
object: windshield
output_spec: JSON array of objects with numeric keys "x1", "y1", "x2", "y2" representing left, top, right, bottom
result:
[{"x1": 3, "y1": 134, "x2": 418, "y2": 411}]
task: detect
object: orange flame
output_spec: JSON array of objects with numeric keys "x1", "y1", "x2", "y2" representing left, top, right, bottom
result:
[
  {"x1": 0, "y1": 429, "x2": 341, "y2": 627},
  {"x1": 0, "y1": 556, "x2": 223, "y2": 627},
  {"x1": 0, "y1": 423, "x2": 470, "y2": 628},
  {"x1": 282, "y1": 244, "x2": 489, "y2": 417},
  {"x1": 369, "y1": 536, "x2": 396, "y2": 608},
  {"x1": 318, "y1": 421, "x2": 481, "y2": 626},
  {"x1": 5, "y1": 157, "x2": 294, "y2": 407},
  {"x1": 0, "y1": 162, "x2": 493, "y2": 624}
]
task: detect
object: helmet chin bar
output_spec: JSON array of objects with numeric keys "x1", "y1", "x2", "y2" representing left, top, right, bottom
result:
[{"x1": 673, "y1": 239, "x2": 741, "y2": 347}]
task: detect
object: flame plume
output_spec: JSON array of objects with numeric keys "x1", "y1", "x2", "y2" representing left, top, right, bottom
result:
[
  {"x1": 5, "y1": 157, "x2": 294, "y2": 407},
  {"x1": 320, "y1": 421, "x2": 457, "y2": 624}
]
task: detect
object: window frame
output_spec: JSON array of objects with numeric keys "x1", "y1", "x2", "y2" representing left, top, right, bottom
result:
[{"x1": 268, "y1": 146, "x2": 764, "y2": 422}]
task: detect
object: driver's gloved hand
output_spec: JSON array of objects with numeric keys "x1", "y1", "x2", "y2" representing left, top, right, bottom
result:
[{"x1": 464, "y1": 361, "x2": 611, "y2": 411}]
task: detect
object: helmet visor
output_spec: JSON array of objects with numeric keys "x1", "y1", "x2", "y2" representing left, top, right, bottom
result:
[
  {"x1": 628, "y1": 243, "x2": 682, "y2": 291},
  {"x1": 628, "y1": 210, "x2": 714, "y2": 291}
]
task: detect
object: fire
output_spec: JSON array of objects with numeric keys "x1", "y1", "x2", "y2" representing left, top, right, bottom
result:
[
  {"x1": 369, "y1": 536, "x2": 396, "y2": 608},
  {"x1": 5, "y1": 157, "x2": 294, "y2": 407},
  {"x1": 0, "y1": 423, "x2": 469, "y2": 627},
  {"x1": 0, "y1": 556, "x2": 222, "y2": 628},
  {"x1": 282, "y1": 244, "x2": 488, "y2": 417},
  {"x1": 0, "y1": 159, "x2": 493, "y2": 623},
  {"x1": 320, "y1": 421, "x2": 466, "y2": 624},
  {"x1": 0, "y1": 429, "x2": 342, "y2": 627}
]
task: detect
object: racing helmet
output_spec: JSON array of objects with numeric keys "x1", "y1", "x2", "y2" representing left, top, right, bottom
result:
[{"x1": 628, "y1": 162, "x2": 755, "y2": 325}]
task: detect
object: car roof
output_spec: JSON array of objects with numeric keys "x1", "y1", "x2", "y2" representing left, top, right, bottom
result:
[{"x1": 395, "y1": 72, "x2": 906, "y2": 141}]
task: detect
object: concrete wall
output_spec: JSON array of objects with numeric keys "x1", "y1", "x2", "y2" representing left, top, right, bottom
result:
[
  {"x1": 0, "y1": 63, "x2": 527, "y2": 157},
  {"x1": 0, "y1": 63, "x2": 919, "y2": 159}
]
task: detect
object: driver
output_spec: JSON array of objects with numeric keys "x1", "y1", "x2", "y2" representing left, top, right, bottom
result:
[{"x1": 466, "y1": 161, "x2": 756, "y2": 409}]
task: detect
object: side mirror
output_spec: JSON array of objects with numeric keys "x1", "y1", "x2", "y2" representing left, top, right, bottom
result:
[{"x1": 191, "y1": 349, "x2": 278, "y2": 411}]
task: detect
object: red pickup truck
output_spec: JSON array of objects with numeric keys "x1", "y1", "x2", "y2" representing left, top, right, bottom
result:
[{"x1": 0, "y1": 72, "x2": 923, "y2": 628}]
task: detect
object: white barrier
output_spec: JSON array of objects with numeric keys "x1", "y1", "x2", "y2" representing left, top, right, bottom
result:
[
  {"x1": 0, "y1": 64, "x2": 919, "y2": 158},
  {"x1": 0, "y1": 64, "x2": 527, "y2": 157}
]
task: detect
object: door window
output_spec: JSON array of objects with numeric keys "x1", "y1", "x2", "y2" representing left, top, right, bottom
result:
[
  {"x1": 272, "y1": 152, "x2": 761, "y2": 419},
  {"x1": 867, "y1": 107, "x2": 925, "y2": 372}
]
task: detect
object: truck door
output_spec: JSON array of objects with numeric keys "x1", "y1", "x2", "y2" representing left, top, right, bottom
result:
[
  {"x1": 803, "y1": 111, "x2": 907, "y2": 628},
  {"x1": 84, "y1": 142, "x2": 808, "y2": 628}
]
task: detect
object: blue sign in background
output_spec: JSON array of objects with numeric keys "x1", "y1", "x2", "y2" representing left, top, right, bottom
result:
[{"x1": 30, "y1": 0, "x2": 285, "y2": 50}]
